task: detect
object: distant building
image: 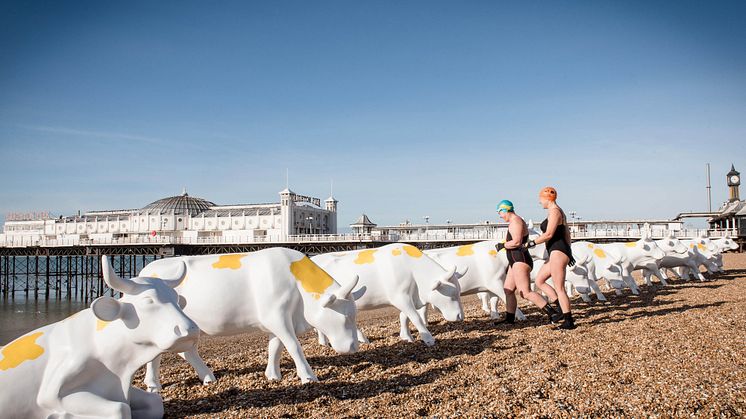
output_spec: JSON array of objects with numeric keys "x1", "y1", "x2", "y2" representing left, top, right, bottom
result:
[
  {"x1": 1, "y1": 189, "x2": 337, "y2": 243},
  {"x1": 709, "y1": 164, "x2": 745, "y2": 239}
]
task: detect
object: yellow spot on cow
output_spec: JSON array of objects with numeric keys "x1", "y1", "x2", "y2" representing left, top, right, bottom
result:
[
  {"x1": 697, "y1": 243, "x2": 706, "y2": 251},
  {"x1": 689, "y1": 244, "x2": 695, "y2": 249},
  {"x1": 488, "y1": 249, "x2": 498, "y2": 258},
  {"x1": 96, "y1": 319, "x2": 111, "y2": 331},
  {"x1": 354, "y1": 250, "x2": 377, "y2": 264},
  {"x1": 587, "y1": 243, "x2": 594, "y2": 248},
  {"x1": 456, "y1": 245, "x2": 474, "y2": 257},
  {"x1": 625, "y1": 242, "x2": 637, "y2": 248},
  {"x1": 0, "y1": 332, "x2": 45, "y2": 371},
  {"x1": 391, "y1": 248, "x2": 402, "y2": 256},
  {"x1": 403, "y1": 245, "x2": 423, "y2": 258},
  {"x1": 212, "y1": 254, "x2": 248, "y2": 270},
  {"x1": 593, "y1": 249, "x2": 607, "y2": 258},
  {"x1": 290, "y1": 257, "x2": 334, "y2": 297}
]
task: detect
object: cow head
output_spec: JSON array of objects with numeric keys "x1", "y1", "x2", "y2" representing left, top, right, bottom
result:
[
  {"x1": 715, "y1": 236, "x2": 739, "y2": 251},
  {"x1": 657, "y1": 235, "x2": 688, "y2": 255},
  {"x1": 310, "y1": 275, "x2": 362, "y2": 354},
  {"x1": 639, "y1": 230, "x2": 666, "y2": 261},
  {"x1": 427, "y1": 265, "x2": 465, "y2": 322},
  {"x1": 95, "y1": 256, "x2": 199, "y2": 353}
]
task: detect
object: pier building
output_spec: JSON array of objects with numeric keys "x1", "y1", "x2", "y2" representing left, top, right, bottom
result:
[{"x1": 1, "y1": 189, "x2": 338, "y2": 246}]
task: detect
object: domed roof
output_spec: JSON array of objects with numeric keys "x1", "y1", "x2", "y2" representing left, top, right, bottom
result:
[{"x1": 142, "y1": 192, "x2": 215, "y2": 215}]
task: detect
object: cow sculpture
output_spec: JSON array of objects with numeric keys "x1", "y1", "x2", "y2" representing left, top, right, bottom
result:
[
  {"x1": 312, "y1": 243, "x2": 464, "y2": 346},
  {"x1": 139, "y1": 248, "x2": 361, "y2": 391},
  {"x1": 0, "y1": 256, "x2": 198, "y2": 419}
]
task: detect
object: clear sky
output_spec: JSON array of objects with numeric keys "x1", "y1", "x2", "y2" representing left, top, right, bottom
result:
[{"x1": 1, "y1": 0, "x2": 744, "y2": 230}]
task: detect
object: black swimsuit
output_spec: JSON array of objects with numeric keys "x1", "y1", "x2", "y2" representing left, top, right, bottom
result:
[
  {"x1": 505, "y1": 230, "x2": 534, "y2": 269},
  {"x1": 540, "y1": 218, "x2": 573, "y2": 260}
]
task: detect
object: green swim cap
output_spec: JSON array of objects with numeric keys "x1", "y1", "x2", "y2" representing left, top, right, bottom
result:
[{"x1": 496, "y1": 200, "x2": 514, "y2": 213}]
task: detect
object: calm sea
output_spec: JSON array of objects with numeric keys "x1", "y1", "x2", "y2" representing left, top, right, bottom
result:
[{"x1": 0, "y1": 297, "x2": 88, "y2": 345}]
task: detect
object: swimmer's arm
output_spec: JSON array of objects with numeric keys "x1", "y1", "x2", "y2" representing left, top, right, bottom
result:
[
  {"x1": 534, "y1": 208, "x2": 561, "y2": 244},
  {"x1": 504, "y1": 219, "x2": 524, "y2": 249}
]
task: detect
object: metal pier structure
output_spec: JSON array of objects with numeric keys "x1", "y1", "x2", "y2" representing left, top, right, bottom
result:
[{"x1": 0, "y1": 227, "x2": 737, "y2": 302}]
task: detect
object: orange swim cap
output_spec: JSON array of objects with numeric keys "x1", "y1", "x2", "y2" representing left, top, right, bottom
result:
[{"x1": 539, "y1": 186, "x2": 557, "y2": 201}]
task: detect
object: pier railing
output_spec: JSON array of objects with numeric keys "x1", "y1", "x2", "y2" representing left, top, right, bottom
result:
[{"x1": 0, "y1": 228, "x2": 737, "y2": 248}]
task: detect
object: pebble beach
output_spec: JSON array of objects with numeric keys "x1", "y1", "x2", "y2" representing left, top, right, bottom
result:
[{"x1": 139, "y1": 253, "x2": 746, "y2": 418}]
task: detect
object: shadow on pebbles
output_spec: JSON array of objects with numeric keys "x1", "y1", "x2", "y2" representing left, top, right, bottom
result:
[{"x1": 133, "y1": 253, "x2": 746, "y2": 418}]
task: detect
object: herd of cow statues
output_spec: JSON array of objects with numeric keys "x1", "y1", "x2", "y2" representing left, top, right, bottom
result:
[{"x1": 0, "y1": 225, "x2": 739, "y2": 418}]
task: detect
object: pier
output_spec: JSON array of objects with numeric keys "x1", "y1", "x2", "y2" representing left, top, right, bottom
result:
[{"x1": 0, "y1": 227, "x2": 737, "y2": 302}]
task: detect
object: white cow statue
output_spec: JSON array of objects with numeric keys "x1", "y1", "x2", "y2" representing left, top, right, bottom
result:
[
  {"x1": 572, "y1": 241, "x2": 628, "y2": 297},
  {"x1": 641, "y1": 232, "x2": 696, "y2": 283},
  {"x1": 312, "y1": 243, "x2": 464, "y2": 347},
  {"x1": 0, "y1": 256, "x2": 199, "y2": 419},
  {"x1": 711, "y1": 235, "x2": 739, "y2": 272},
  {"x1": 594, "y1": 231, "x2": 667, "y2": 293},
  {"x1": 139, "y1": 248, "x2": 361, "y2": 391},
  {"x1": 676, "y1": 237, "x2": 720, "y2": 280},
  {"x1": 426, "y1": 240, "x2": 544, "y2": 320}
]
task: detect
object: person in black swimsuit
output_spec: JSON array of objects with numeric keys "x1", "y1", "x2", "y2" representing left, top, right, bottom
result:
[
  {"x1": 494, "y1": 200, "x2": 563, "y2": 325},
  {"x1": 525, "y1": 187, "x2": 577, "y2": 329}
]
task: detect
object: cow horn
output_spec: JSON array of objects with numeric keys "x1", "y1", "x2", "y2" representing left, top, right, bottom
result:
[
  {"x1": 160, "y1": 261, "x2": 188, "y2": 289},
  {"x1": 441, "y1": 265, "x2": 457, "y2": 283},
  {"x1": 102, "y1": 256, "x2": 140, "y2": 294},
  {"x1": 335, "y1": 275, "x2": 359, "y2": 300}
]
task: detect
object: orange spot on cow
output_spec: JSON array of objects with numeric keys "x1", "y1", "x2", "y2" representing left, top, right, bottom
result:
[
  {"x1": 354, "y1": 250, "x2": 377, "y2": 264},
  {"x1": 697, "y1": 243, "x2": 706, "y2": 251},
  {"x1": 212, "y1": 254, "x2": 248, "y2": 270},
  {"x1": 290, "y1": 256, "x2": 334, "y2": 297},
  {"x1": 488, "y1": 249, "x2": 498, "y2": 258},
  {"x1": 96, "y1": 319, "x2": 111, "y2": 331},
  {"x1": 625, "y1": 242, "x2": 637, "y2": 248},
  {"x1": 587, "y1": 243, "x2": 594, "y2": 248},
  {"x1": 403, "y1": 245, "x2": 423, "y2": 258},
  {"x1": 456, "y1": 245, "x2": 474, "y2": 257},
  {"x1": 0, "y1": 332, "x2": 45, "y2": 371},
  {"x1": 391, "y1": 248, "x2": 402, "y2": 256},
  {"x1": 593, "y1": 249, "x2": 607, "y2": 258}
]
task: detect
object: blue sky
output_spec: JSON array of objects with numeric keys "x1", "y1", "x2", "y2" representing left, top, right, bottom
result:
[{"x1": 1, "y1": 1, "x2": 744, "y2": 230}]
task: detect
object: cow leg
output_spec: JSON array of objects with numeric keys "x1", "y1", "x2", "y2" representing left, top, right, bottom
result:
[
  {"x1": 623, "y1": 275, "x2": 640, "y2": 295},
  {"x1": 52, "y1": 392, "x2": 131, "y2": 419},
  {"x1": 393, "y1": 298, "x2": 435, "y2": 346},
  {"x1": 417, "y1": 305, "x2": 429, "y2": 324},
  {"x1": 265, "y1": 335, "x2": 284, "y2": 381},
  {"x1": 143, "y1": 355, "x2": 163, "y2": 393},
  {"x1": 267, "y1": 324, "x2": 318, "y2": 383},
  {"x1": 688, "y1": 262, "x2": 706, "y2": 281},
  {"x1": 178, "y1": 347, "x2": 216, "y2": 385},
  {"x1": 356, "y1": 327, "x2": 370, "y2": 344},
  {"x1": 317, "y1": 329, "x2": 330, "y2": 347},
  {"x1": 399, "y1": 311, "x2": 415, "y2": 342},
  {"x1": 477, "y1": 292, "x2": 492, "y2": 315},
  {"x1": 642, "y1": 269, "x2": 653, "y2": 286},
  {"x1": 588, "y1": 279, "x2": 607, "y2": 302},
  {"x1": 129, "y1": 386, "x2": 164, "y2": 419}
]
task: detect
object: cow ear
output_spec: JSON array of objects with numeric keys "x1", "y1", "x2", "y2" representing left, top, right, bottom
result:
[
  {"x1": 178, "y1": 295, "x2": 187, "y2": 309},
  {"x1": 351, "y1": 286, "x2": 367, "y2": 301},
  {"x1": 91, "y1": 296, "x2": 122, "y2": 322}
]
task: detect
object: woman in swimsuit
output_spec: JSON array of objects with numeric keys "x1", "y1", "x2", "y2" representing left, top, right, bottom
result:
[
  {"x1": 526, "y1": 187, "x2": 576, "y2": 329},
  {"x1": 494, "y1": 200, "x2": 563, "y2": 325}
]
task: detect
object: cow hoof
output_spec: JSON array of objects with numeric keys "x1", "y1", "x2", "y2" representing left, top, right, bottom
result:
[
  {"x1": 203, "y1": 374, "x2": 216, "y2": 385},
  {"x1": 421, "y1": 334, "x2": 435, "y2": 346},
  {"x1": 146, "y1": 385, "x2": 162, "y2": 393},
  {"x1": 265, "y1": 371, "x2": 282, "y2": 381},
  {"x1": 489, "y1": 312, "x2": 500, "y2": 319},
  {"x1": 399, "y1": 333, "x2": 415, "y2": 343}
]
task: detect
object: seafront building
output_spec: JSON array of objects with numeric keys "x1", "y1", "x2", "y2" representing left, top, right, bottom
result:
[{"x1": 1, "y1": 189, "x2": 338, "y2": 246}]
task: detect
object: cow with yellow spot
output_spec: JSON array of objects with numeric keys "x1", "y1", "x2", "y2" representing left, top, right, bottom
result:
[
  {"x1": 138, "y1": 247, "x2": 361, "y2": 391},
  {"x1": 312, "y1": 243, "x2": 465, "y2": 346},
  {"x1": 424, "y1": 241, "x2": 540, "y2": 320},
  {"x1": 673, "y1": 235, "x2": 721, "y2": 280},
  {"x1": 570, "y1": 241, "x2": 629, "y2": 297},
  {"x1": 0, "y1": 256, "x2": 198, "y2": 419}
]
